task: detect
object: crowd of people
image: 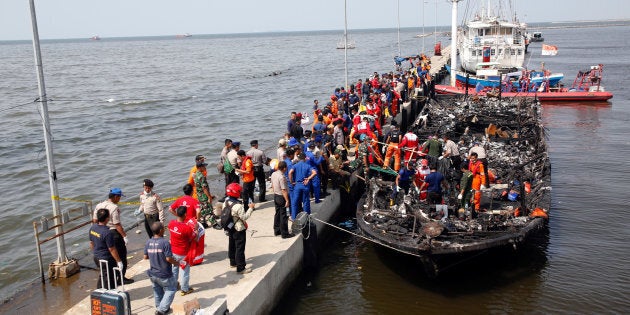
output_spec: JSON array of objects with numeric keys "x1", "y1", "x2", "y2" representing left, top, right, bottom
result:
[{"x1": 88, "y1": 60, "x2": 494, "y2": 314}]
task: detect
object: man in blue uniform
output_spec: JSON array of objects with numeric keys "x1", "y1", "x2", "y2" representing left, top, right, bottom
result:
[
  {"x1": 90, "y1": 208, "x2": 123, "y2": 289},
  {"x1": 288, "y1": 152, "x2": 316, "y2": 220}
]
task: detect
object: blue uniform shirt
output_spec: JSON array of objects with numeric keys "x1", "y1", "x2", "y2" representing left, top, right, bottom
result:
[
  {"x1": 292, "y1": 160, "x2": 313, "y2": 183},
  {"x1": 89, "y1": 224, "x2": 115, "y2": 260},
  {"x1": 425, "y1": 171, "x2": 445, "y2": 193}
]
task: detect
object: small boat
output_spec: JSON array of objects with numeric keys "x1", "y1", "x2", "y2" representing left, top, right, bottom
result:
[
  {"x1": 448, "y1": 63, "x2": 564, "y2": 89},
  {"x1": 437, "y1": 64, "x2": 612, "y2": 102},
  {"x1": 90, "y1": 35, "x2": 100, "y2": 41},
  {"x1": 175, "y1": 33, "x2": 192, "y2": 38},
  {"x1": 337, "y1": 37, "x2": 356, "y2": 49},
  {"x1": 356, "y1": 96, "x2": 551, "y2": 276},
  {"x1": 530, "y1": 31, "x2": 544, "y2": 42}
]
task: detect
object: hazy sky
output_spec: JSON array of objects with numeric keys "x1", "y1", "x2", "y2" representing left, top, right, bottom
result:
[{"x1": 2, "y1": 0, "x2": 628, "y2": 40}]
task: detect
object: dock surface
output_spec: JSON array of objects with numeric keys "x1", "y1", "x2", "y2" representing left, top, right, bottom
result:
[{"x1": 65, "y1": 190, "x2": 341, "y2": 315}]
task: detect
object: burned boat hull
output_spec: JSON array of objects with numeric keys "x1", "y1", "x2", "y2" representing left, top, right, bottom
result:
[{"x1": 356, "y1": 96, "x2": 551, "y2": 276}]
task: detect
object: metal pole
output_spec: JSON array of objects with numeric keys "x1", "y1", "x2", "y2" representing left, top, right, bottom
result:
[
  {"x1": 344, "y1": 0, "x2": 348, "y2": 90},
  {"x1": 33, "y1": 222, "x2": 45, "y2": 283},
  {"x1": 28, "y1": 0, "x2": 67, "y2": 263},
  {"x1": 434, "y1": 0, "x2": 438, "y2": 45},
  {"x1": 397, "y1": 0, "x2": 401, "y2": 57},
  {"x1": 422, "y1": 0, "x2": 426, "y2": 54},
  {"x1": 450, "y1": 0, "x2": 461, "y2": 87}
]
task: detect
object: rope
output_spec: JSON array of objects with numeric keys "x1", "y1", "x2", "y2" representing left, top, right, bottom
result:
[{"x1": 308, "y1": 214, "x2": 423, "y2": 258}]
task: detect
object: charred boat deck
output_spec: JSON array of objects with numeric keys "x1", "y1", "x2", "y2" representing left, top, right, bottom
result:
[{"x1": 356, "y1": 95, "x2": 551, "y2": 276}]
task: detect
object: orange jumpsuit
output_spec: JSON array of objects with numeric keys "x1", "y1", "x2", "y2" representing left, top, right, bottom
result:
[
  {"x1": 469, "y1": 160, "x2": 486, "y2": 211},
  {"x1": 384, "y1": 129, "x2": 402, "y2": 171}
]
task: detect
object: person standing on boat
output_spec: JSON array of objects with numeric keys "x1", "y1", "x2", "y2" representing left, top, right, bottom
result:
[
  {"x1": 187, "y1": 155, "x2": 206, "y2": 199},
  {"x1": 287, "y1": 112, "x2": 296, "y2": 133},
  {"x1": 468, "y1": 142, "x2": 489, "y2": 187},
  {"x1": 458, "y1": 162, "x2": 474, "y2": 218},
  {"x1": 137, "y1": 179, "x2": 164, "y2": 239},
  {"x1": 247, "y1": 140, "x2": 268, "y2": 202},
  {"x1": 422, "y1": 135, "x2": 442, "y2": 165},
  {"x1": 383, "y1": 120, "x2": 402, "y2": 171},
  {"x1": 390, "y1": 160, "x2": 419, "y2": 205},
  {"x1": 92, "y1": 188, "x2": 133, "y2": 284},
  {"x1": 468, "y1": 152, "x2": 487, "y2": 213},
  {"x1": 305, "y1": 141, "x2": 323, "y2": 203},
  {"x1": 442, "y1": 134, "x2": 461, "y2": 172},
  {"x1": 400, "y1": 130, "x2": 420, "y2": 163},
  {"x1": 288, "y1": 152, "x2": 316, "y2": 220},
  {"x1": 419, "y1": 164, "x2": 448, "y2": 206}
]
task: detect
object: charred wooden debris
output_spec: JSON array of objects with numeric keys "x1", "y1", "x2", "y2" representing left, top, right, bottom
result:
[{"x1": 357, "y1": 96, "x2": 551, "y2": 257}]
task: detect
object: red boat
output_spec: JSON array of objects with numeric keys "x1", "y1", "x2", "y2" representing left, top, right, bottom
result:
[{"x1": 436, "y1": 64, "x2": 613, "y2": 102}]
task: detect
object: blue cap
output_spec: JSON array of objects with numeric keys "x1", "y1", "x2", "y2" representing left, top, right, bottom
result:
[
  {"x1": 110, "y1": 188, "x2": 125, "y2": 196},
  {"x1": 314, "y1": 135, "x2": 323, "y2": 143},
  {"x1": 288, "y1": 137, "x2": 299, "y2": 147},
  {"x1": 232, "y1": 141, "x2": 241, "y2": 147}
]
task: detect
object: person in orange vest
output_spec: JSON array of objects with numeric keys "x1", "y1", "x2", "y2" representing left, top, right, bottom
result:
[
  {"x1": 383, "y1": 121, "x2": 402, "y2": 171},
  {"x1": 468, "y1": 152, "x2": 487, "y2": 213}
]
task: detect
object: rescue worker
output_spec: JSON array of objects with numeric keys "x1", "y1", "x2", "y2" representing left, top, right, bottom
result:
[
  {"x1": 235, "y1": 150, "x2": 254, "y2": 209},
  {"x1": 458, "y1": 162, "x2": 473, "y2": 219},
  {"x1": 422, "y1": 135, "x2": 442, "y2": 165},
  {"x1": 187, "y1": 155, "x2": 206, "y2": 199},
  {"x1": 224, "y1": 183, "x2": 255, "y2": 274},
  {"x1": 442, "y1": 134, "x2": 461, "y2": 171},
  {"x1": 226, "y1": 142, "x2": 241, "y2": 185},
  {"x1": 92, "y1": 188, "x2": 133, "y2": 284},
  {"x1": 288, "y1": 153, "x2": 317, "y2": 220},
  {"x1": 391, "y1": 160, "x2": 419, "y2": 205},
  {"x1": 469, "y1": 152, "x2": 487, "y2": 213},
  {"x1": 90, "y1": 208, "x2": 123, "y2": 289},
  {"x1": 136, "y1": 179, "x2": 164, "y2": 239},
  {"x1": 246, "y1": 140, "x2": 268, "y2": 202},
  {"x1": 383, "y1": 120, "x2": 402, "y2": 171},
  {"x1": 357, "y1": 133, "x2": 373, "y2": 179},
  {"x1": 271, "y1": 161, "x2": 293, "y2": 238},
  {"x1": 400, "y1": 130, "x2": 420, "y2": 163},
  {"x1": 193, "y1": 161, "x2": 216, "y2": 228},
  {"x1": 468, "y1": 141, "x2": 489, "y2": 186},
  {"x1": 305, "y1": 142, "x2": 323, "y2": 204},
  {"x1": 419, "y1": 164, "x2": 448, "y2": 206}
]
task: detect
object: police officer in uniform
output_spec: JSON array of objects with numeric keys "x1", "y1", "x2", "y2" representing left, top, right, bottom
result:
[{"x1": 247, "y1": 140, "x2": 268, "y2": 202}]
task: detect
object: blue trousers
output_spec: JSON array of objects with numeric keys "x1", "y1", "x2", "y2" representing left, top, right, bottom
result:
[
  {"x1": 291, "y1": 183, "x2": 310, "y2": 220},
  {"x1": 150, "y1": 275, "x2": 177, "y2": 313},
  {"x1": 309, "y1": 175, "x2": 321, "y2": 203}
]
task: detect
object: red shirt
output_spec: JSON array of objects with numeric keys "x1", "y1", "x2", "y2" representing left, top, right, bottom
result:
[
  {"x1": 168, "y1": 220, "x2": 194, "y2": 256},
  {"x1": 170, "y1": 195, "x2": 200, "y2": 221}
]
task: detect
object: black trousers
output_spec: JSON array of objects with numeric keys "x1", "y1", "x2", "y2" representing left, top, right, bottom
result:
[
  {"x1": 94, "y1": 257, "x2": 116, "y2": 289},
  {"x1": 143, "y1": 213, "x2": 159, "y2": 238},
  {"x1": 111, "y1": 229, "x2": 128, "y2": 277},
  {"x1": 273, "y1": 194, "x2": 289, "y2": 236},
  {"x1": 253, "y1": 166, "x2": 266, "y2": 201},
  {"x1": 227, "y1": 170, "x2": 239, "y2": 185},
  {"x1": 242, "y1": 181, "x2": 255, "y2": 209},
  {"x1": 228, "y1": 229, "x2": 247, "y2": 271}
]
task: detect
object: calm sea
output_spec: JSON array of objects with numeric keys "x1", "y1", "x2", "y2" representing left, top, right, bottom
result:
[{"x1": 1, "y1": 23, "x2": 629, "y2": 313}]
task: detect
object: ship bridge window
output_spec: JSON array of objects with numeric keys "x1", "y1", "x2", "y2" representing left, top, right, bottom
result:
[
  {"x1": 498, "y1": 48, "x2": 503, "y2": 55},
  {"x1": 471, "y1": 49, "x2": 476, "y2": 56},
  {"x1": 491, "y1": 48, "x2": 496, "y2": 55},
  {"x1": 517, "y1": 49, "x2": 522, "y2": 55},
  {"x1": 511, "y1": 49, "x2": 516, "y2": 55}
]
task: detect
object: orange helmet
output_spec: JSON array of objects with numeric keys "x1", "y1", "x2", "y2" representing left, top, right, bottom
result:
[{"x1": 226, "y1": 183, "x2": 242, "y2": 198}]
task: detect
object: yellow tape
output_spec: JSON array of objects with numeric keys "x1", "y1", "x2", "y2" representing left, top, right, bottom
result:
[{"x1": 56, "y1": 195, "x2": 182, "y2": 206}]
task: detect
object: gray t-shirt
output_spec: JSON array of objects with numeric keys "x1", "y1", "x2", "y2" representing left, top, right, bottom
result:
[{"x1": 144, "y1": 237, "x2": 173, "y2": 279}]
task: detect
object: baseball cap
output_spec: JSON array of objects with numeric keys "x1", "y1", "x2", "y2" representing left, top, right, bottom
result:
[
  {"x1": 110, "y1": 188, "x2": 125, "y2": 196},
  {"x1": 232, "y1": 141, "x2": 241, "y2": 147}
]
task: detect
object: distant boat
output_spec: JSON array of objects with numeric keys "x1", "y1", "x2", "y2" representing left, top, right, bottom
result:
[
  {"x1": 530, "y1": 31, "x2": 544, "y2": 42},
  {"x1": 90, "y1": 35, "x2": 100, "y2": 41},
  {"x1": 175, "y1": 33, "x2": 192, "y2": 38},
  {"x1": 336, "y1": 37, "x2": 356, "y2": 49}
]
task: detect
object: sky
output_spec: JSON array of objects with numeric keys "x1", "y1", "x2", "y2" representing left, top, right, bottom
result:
[{"x1": 1, "y1": 0, "x2": 628, "y2": 40}]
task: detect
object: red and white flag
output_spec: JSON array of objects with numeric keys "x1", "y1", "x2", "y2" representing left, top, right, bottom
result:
[{"x1": 542, "y1": 44, "x2": 558, "y2": 56}]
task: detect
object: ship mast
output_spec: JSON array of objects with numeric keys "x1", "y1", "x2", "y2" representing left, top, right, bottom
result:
[{"x1": 450, "y1": 0, "x2": 462, "y2": 87}]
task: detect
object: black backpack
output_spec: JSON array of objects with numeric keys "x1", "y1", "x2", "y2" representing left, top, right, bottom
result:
[{"x1": 220, "y1": 199, "x2": 238, "y2": 231}]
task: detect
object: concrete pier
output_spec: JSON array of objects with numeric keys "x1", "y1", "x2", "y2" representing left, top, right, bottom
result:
[{"x1": 65, "y1": 190, "x2": 342, "y2": 315}]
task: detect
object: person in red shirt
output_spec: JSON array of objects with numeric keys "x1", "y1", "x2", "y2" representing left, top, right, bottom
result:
[
  {"x1": 168, "y1": 206, "x2": 195, "y2": 295},
  {"x1": 169, "y1": 184, "x2": 200, "y2": 222}
]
